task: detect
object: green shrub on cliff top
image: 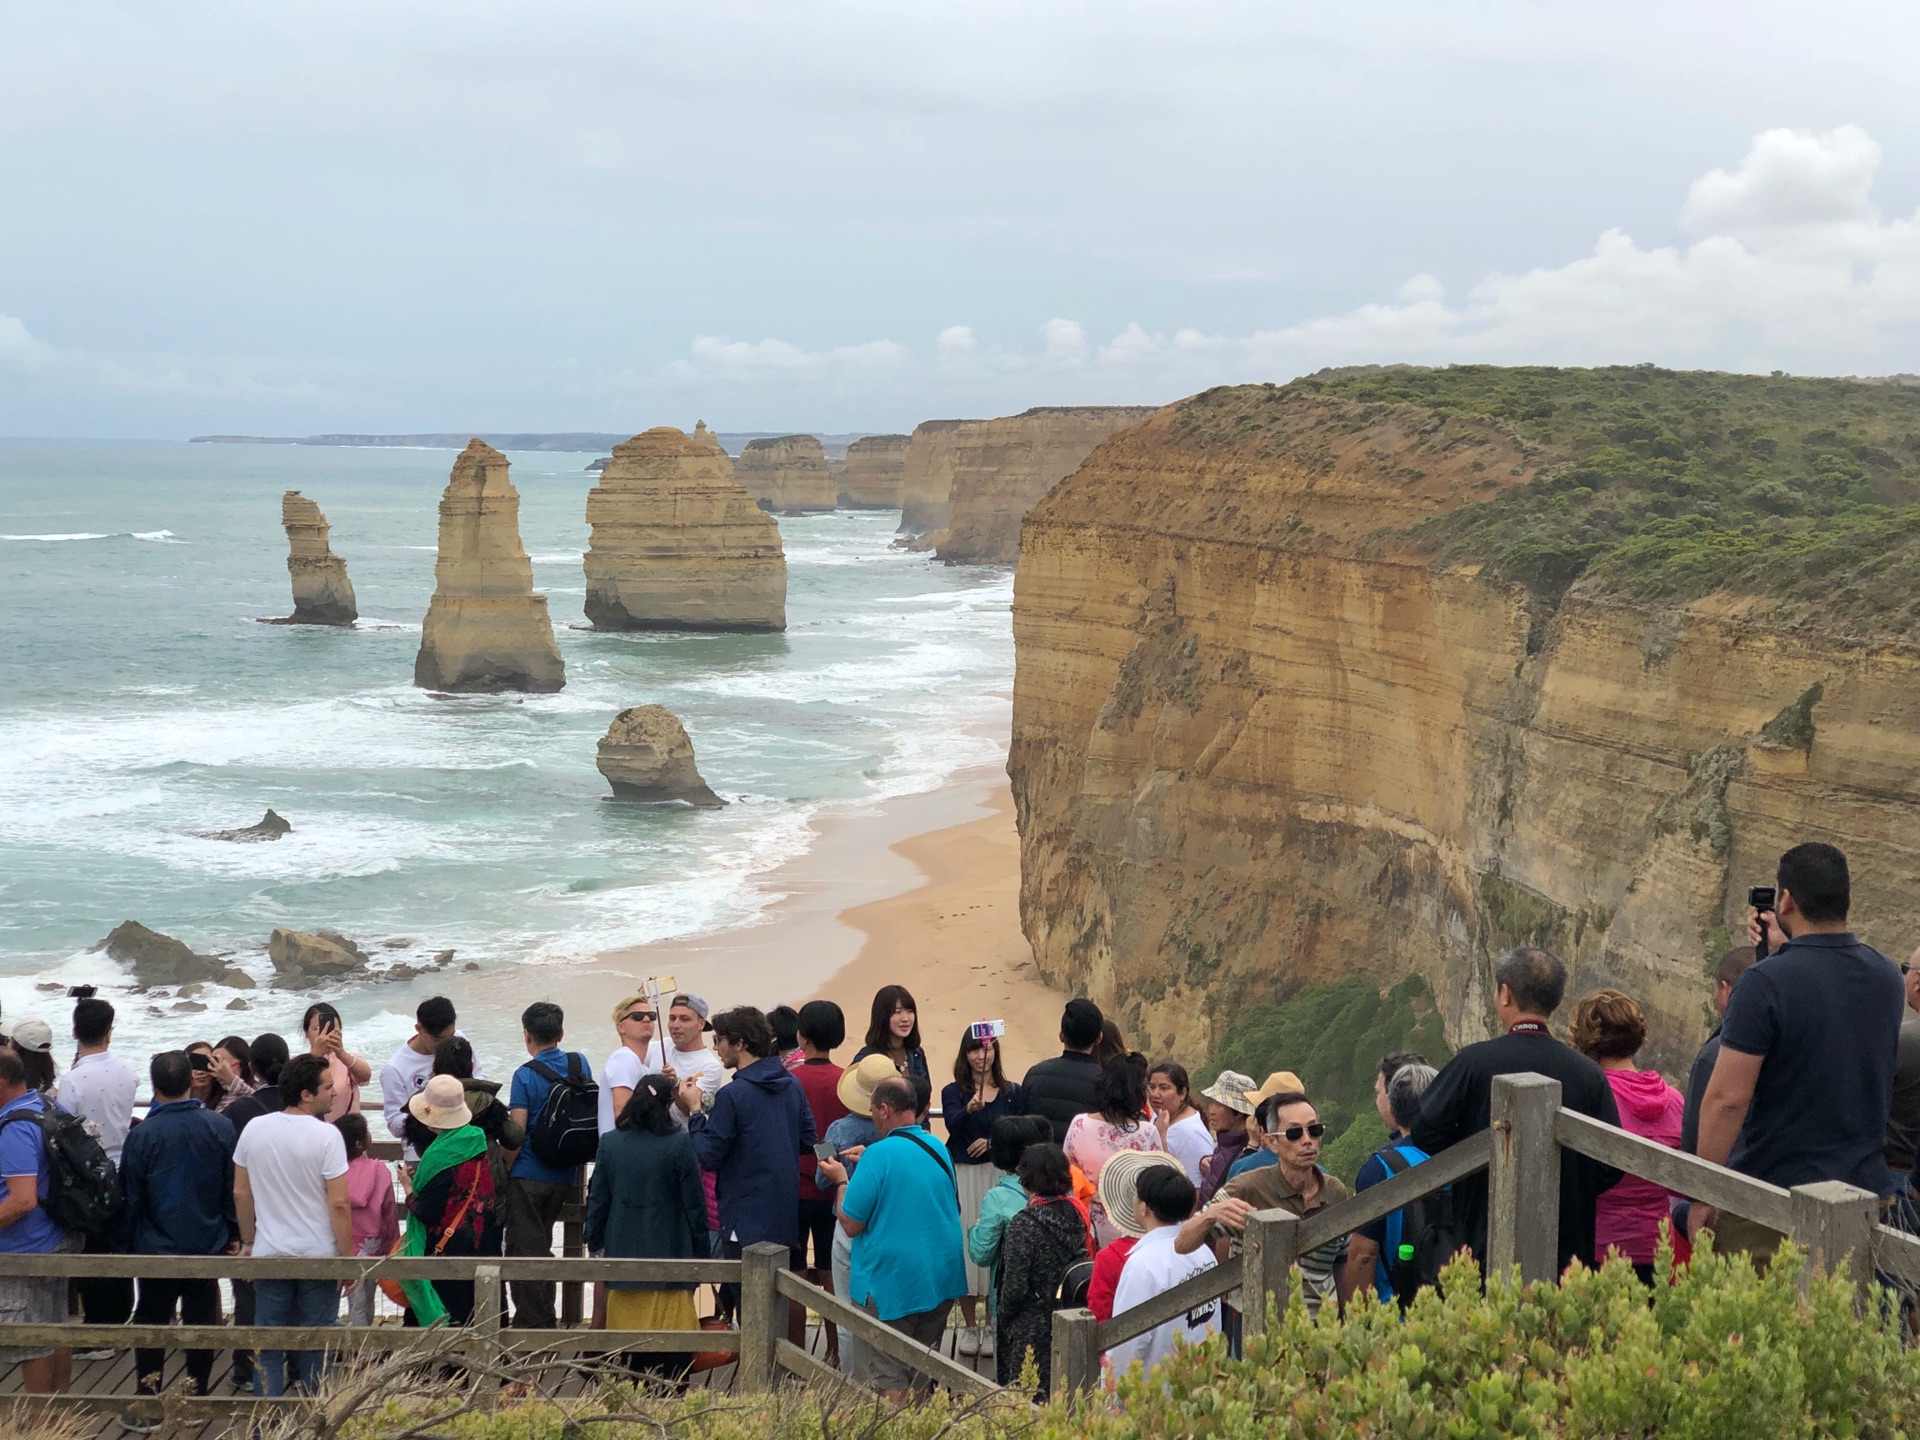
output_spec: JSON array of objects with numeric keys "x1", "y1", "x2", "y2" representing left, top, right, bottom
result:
[
  {"x1": 1071, "y1": 1243, "x2": 1920, "y2": 1440},
  {"x1": 1204, "y1": 365, "x2": 1920, "y2": 629}
]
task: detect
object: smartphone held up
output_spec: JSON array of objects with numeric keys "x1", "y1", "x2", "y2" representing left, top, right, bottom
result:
[{"x1": 1748, "y1": 884, "x2": 1777, "y2": 959}]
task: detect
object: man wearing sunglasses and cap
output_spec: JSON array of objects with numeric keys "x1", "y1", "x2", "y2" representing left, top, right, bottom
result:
[{"x1": 1173, "y1": 1089, "x2": 1350, "y2": 1317}]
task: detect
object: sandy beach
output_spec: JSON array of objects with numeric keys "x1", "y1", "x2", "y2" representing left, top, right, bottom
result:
[{"x1": 553, "y1": 763, "x2": 1070, "y2": 1071}]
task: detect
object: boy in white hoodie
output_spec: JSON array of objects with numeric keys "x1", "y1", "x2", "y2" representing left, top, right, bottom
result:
[{"x1": 1104, "y1": 1165, "x2": 1218, "y2": 1385}]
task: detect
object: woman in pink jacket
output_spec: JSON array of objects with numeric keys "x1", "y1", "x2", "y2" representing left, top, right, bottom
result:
[{"x1": 1570, "y1": 989, "x2": 1684, "y2": 1282}]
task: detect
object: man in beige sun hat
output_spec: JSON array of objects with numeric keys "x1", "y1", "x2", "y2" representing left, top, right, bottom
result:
[
  {"x1": 1089, "y1": 1148, "x2": 1184, "y2": 1321},
  {"x1": 1196, "y1": 1069, "x2": 1257, "y2": 1204}
]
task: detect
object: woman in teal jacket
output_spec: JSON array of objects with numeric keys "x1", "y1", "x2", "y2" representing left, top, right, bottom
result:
[{"x1": 965, "y1": 1116, "x2": 1051, "y2": 1319}]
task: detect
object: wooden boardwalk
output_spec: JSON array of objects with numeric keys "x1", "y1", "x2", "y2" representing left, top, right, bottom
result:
[{"x1": 0, "y1": 1309, "x2": 1000, "y2": 1438}]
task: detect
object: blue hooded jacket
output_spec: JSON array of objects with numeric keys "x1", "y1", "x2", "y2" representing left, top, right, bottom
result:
[{"x1": 689, "y1": 1055, "x2": 816, "y2": 1248}]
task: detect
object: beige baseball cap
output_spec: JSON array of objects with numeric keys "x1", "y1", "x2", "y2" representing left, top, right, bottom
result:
[{"x1": 0, "y1": 1017, "x2": 54, "y2": 1054}]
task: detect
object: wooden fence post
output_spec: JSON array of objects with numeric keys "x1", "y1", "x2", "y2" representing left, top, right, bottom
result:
[
  {"x1": 1240, "y1": 1210, "x2": 1299, "y2": 1339},
  {"x1": 471, "y1": 1263, "x2": 502, "y2": 1411},
  {"x1": 738, "y1": 1242, "x2": 786, "y2": 1392},
  {"x1": 1788, "y1": 1180, "x2": 1879, "y2": 1307},
  {"x1": 1051, "y1": 1306, "x2": 1099, "y2": 1399},
  {"x1": 1487, "y1": 1072, "x2": 1562, "y2": 1286}
]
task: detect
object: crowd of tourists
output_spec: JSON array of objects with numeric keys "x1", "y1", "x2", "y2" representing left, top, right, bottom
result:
[{"x1": 0, "y1": 840, "x2": 1913, "y2": 1419}]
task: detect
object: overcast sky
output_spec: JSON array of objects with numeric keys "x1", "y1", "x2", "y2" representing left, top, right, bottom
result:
[{"x1": 2, "y1": 1, "x2": 1917, "y2": 437}]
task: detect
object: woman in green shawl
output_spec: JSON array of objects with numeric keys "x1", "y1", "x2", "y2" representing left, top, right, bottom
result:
[{"x1": 400, "y1": 1075, "x2": 502, "y2": 1325}]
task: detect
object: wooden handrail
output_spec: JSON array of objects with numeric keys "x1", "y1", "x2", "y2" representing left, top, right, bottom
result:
[
  {"x1": 1293, "y1": 1129, "x2": 1494, "y2": 1256},
  {"x1": 1552, "y1": 1108, "x2": 1797, "y2": 1232},
  {"x1": 774, "y1": 1265, "x2": 999, "y2": 1399}
]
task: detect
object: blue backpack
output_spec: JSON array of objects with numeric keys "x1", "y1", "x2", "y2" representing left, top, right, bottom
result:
[{"x1": 1376, "y1": 1143, "x2": 1465, "y2": 1307}]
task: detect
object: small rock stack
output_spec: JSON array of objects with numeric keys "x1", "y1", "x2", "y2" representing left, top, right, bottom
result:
[
  {"x1": 596, "y1": 705, "x2": 725, "y2": 808},
  {"x1": 839, "y1": 434, "x2": 911, "y2": 510},
  {"x1": 279, "y1": 491, "x2": 357, "y2": 625},
  {"x1": 735, "y1": 434, "x2": 837, "y2": 513}
]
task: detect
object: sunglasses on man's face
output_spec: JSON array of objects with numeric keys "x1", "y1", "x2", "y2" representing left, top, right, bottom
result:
[
  {"x1": 621, "y1": 1011, "x2": 653, "y2": 1025},
  {"x1": 1277, "y1": 1122, "x2": 1326, "y2": 1142}
]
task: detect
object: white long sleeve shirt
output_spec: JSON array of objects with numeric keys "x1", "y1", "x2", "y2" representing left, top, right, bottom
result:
[{"x1": 1103, "y1": 1226, "x2": 1220, "y2": 1386}]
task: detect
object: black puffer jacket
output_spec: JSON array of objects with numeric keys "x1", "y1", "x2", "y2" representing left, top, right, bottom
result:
[{"x1": 1018, "y1": 1052, "x2": 1102, "y2": 1143}]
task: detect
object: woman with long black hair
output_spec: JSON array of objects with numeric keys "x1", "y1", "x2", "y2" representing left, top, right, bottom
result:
[{"x1": 850, "y1": 984, "x2": 928, "y2": 1087}]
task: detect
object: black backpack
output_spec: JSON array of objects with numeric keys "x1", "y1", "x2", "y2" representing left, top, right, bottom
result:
[
  {"x1": 1378, "y1": 1144, "x2": 1468, "y2": 1307},
  {"x1": 525, "y1": 1056, "x2": 599, "y2": 1169},
  {"x1": 1056, "y1": 1256, "x2": 1095, "y2": 1309},
  {"x1": 0, "y1": 1105, "x2": 122, "y2": 1241}
]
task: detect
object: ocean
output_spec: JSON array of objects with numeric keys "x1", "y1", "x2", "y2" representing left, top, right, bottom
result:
[{"x1": 0, "y1": 438, "x2": 1012, "y2": 1069}]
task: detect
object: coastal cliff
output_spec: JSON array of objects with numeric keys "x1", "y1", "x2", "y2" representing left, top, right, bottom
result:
[
  {"x1": 414, "y1": 440, "x2": 565, "y2": 693},
  {"x1": 1010, "y1": 368, "x2": 1920, "y2": 1074},
  {"x1": 583, "y1": 427, "x2": 786, "y2": 632},
  {"x1": 841, "y1": 434, "x2": 910, "y2": 509},
  {"x1": 896, "y1": 408, "x2": 1157, "y2": 562},
  {"x1": 277, "y1": 491, "x2": 356, "y2": 625},
  {"x1": 736, "y1": 434, "x2": 836, "y2": 513}
]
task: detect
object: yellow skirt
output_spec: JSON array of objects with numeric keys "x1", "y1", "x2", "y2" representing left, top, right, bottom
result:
[{"x1": 605, "y1": 1286, "x2": 699, "y2": 1332}]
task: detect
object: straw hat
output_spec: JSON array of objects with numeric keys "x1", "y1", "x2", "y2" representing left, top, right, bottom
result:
[
  {"x1": 406, "y1": 1074, "x2": 473, "y2": 1131},
  {"x1": 836, "y1": 1053, "x2": 901, "y2": 1115},
  {"x1": 1198, "y1": 1069, "x2": 1258, "y2": 1116},
  {"x1": 1097, "y1": 1149, "x2": 1184, "y2": 1239},
  {"x1": 1251, "y1": 1070, "x2": 1306, "y2": 1104}
]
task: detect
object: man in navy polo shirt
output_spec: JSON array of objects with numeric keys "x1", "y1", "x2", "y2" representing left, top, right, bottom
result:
[{"x1": 1695, "y1": 842, "x2": 1903, "y2": 1256}]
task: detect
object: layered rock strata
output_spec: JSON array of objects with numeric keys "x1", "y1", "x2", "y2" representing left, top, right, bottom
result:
[
  {"x1": 596, "y1": 704, "x2": 725, "y2": 807},
  {"x1": 1010, "y1": 384, "x2": 1920, "y2": 1076},
  {"x1": 414, "y1": 441, "x2": 566, "y2": 693},
  {"x1": 897, "y1": 419, "x2": 978, "y2": 539},
  {"x1": 583, "y1": 427, "x2": 786, "y2": 632},
  {"x1": 278, "y1": 491, "x2": 357, "y2": 624},
  {"x1": 839, "y1": 434, "x2": 910, "y2": 509},
  {"x1": 736, "y1": 434, "x2": 836, "y2": 513}
]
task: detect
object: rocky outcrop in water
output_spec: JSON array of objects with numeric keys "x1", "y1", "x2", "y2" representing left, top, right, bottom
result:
[
  {"x1": 839, "y1": 434, "x2": 910, "y2": 509},
  {"x1": 414, "y1": 441, "x2": 565, "y2": 693},
  {"x1": 202, "y1": 809, "x2": 291, "y2": 842},
  {"x1": 596, "y1": 704, "x2": 725, "y2": 807},
  {"x1": 277, "y1": 491, "x2": 357, "y2": 624},
  {"x1": 98, "y1": 920, "x2": 226, "y2": 987},
  {"x1": 736, "y1": 434, "x2": 836, "y2": 513},
  {"x1": 268, "y1": 926, "x2": 368, "y2": 986},
  {"x1": 582, "y1": 427, "x2": 786, "y2": 632},
  {"x1": 897, "y1": 407, "x2": 1157, "y2": 562},
  {"x1": 1009, "y1": 373, "x2": 1920, "y2": 1075}
]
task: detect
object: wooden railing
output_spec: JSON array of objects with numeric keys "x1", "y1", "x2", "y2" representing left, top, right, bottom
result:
[{"x1": 1057, "y1": 1071, "x2": 1911, "y2": 1397}]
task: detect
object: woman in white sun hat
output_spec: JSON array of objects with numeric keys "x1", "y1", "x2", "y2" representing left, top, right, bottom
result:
[{"x1": 1088, "y1": 1148, "x2": 1184, "y2": 1323}]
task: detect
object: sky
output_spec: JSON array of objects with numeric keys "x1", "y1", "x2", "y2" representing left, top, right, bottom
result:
[{"x1": 2, "y1": 1, "x2": 1917, "y2": 437}]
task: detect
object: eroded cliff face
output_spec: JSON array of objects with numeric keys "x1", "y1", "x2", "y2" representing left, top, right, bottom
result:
[
  {"x1": 840, "y1": 434, "x2": 910, "y2": 509},
  {"x1": 414, "y1": 441, "x2": 565, "y2": 693},
  {"x1": 279, "y1": 491, "x2": 356, "y2": 625},
  {"x1": 897, "y1": 419, "x2": 979, "y2": 539},
  {"x1": 934, "y1": 406, "x2": 1160, "y2": 564},
  {"x1": 583, "y1": 427, "x2": 786, "y2": 632},
  {"x1": 736, "y1": 434, "x2": 836, "y2": 513},
  {"x1": 1009, "y1": 392, "x2": 1920, "y2": 1074}
]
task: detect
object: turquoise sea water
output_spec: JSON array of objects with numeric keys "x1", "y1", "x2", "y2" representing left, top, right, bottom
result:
[{"x1": 0, "y1": 439, "x2": 1012, "y2": 1062}]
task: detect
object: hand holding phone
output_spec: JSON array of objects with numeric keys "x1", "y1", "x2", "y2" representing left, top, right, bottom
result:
[{"x1": 813, "y1": 1141, "x2": 837, "y2": 1163}]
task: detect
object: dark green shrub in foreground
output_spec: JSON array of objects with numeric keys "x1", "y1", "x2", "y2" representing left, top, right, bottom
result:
[{"x1": 1072, "y1": 1242, "x2": 1920, "y2": 1439}]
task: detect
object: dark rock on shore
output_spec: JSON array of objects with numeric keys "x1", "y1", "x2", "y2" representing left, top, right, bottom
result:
[
  {"x1": 97, "y1": 920, "x2": 227, "y2": 987},
  {"x1": 202, "y1": 809, "x2": 292, "y2": 842}
]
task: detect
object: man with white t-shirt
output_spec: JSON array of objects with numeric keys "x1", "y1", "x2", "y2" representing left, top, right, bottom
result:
[
  {"x1": 1105, "y1": 1165, "x2": 1218, "y2": 1387},
  {"x1": 56, "y1": 990, "x2": 139, "y2": 1350},
  {"x1": 661, "y1": 994, "x2": 726, "y2": 1116},
  {"x1": 598, "y1": 992, "x2": 668, "y2": 1134},
  {"x1": 233, "y1": 1053, "x2": 352, "y2": 1397},
  {"x1": 380, "y1": 996, "x2": 479, "y2": 1159}
]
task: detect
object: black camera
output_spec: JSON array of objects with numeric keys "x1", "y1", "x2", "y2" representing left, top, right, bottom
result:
[{"x1": 1747, "y1": 885, "x2": 1776, "y2": 912}]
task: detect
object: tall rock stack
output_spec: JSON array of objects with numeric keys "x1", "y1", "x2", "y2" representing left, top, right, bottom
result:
[
  {"x1": 278, "y1": 491, "x2": 357, "y2": 625},
  {"x1": 413, "y1": 440, "x2": 566, "y2": 693},
  {"x1": 896, "y1": 418, "x2": 980, "y2": 540},
  {"x1": 839, "y1": 434, "x2": 910, "y2": 509},
  {"x1": 583, "y1": 426, "x2": 786, "y2": 632},
  {"x1": 735, "y1": 434, "x2": 837, "y2": 513}
]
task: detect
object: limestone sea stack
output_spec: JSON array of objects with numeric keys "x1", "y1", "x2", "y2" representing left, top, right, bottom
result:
[
  {"x1": 839, "y1": 434, "x2": 910, "y2": 509},
  {"x1": 413, "y1": 441, "x2": 565, "y2": 693},
  {"x1": 583, "y1": 427, "x2": 786, "y2": 632},
  {"x1": 1009, "y1": 368, "x2": 1920, "y2": 1076},
  {"x1": 279, "y1": 491, "x2": 357, "y2": 624},
  {"x1": 735, "y1": 434, "x2": 837, "y2": 513},
  {"x1": 596, "y1": 704, "x2": 725, "y2": 807},
  {"x1": 897, "y1": 406, "x2": 1157, "y2": 562}
]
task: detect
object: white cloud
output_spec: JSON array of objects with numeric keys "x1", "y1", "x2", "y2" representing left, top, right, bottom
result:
[
  {"x1": 642, "y1": 125, "x2": 1920, "y2": 417},
  {"x1": 657, "y1": 335, "x2": 912, "y2": 387},
  {"x1": 0, "y1": 312, "x2": 327, "y2": 402}
]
